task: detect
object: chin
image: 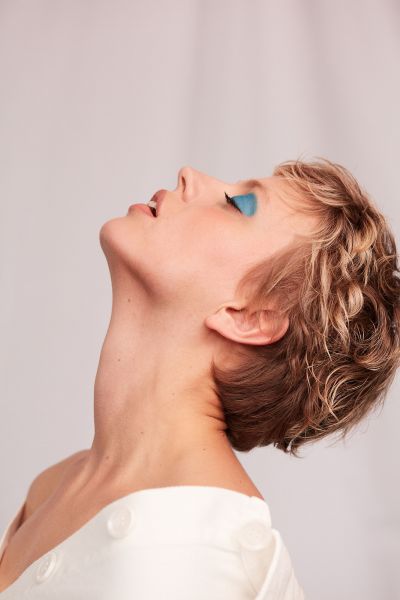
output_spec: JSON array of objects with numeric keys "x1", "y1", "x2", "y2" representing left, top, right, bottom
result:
[
  {"x1": 98, "y1": 215, "x2": 136, "y2": 257},
  {"x1": 99, "y1": 215, "x2": 155, "y2": 280}
]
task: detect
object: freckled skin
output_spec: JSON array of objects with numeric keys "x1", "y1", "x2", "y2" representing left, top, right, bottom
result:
[
  {"x1": 0, "y1": 168, "x2": 321, "y2": 592},
  {"x1": 87, "y1": 168, "x2": 318, "y2": 493},
  {"x1": 90, "y1": 166, "x2": 318, "y2": 499}
]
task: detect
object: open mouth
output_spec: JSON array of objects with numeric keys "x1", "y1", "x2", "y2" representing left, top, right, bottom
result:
[
  {"x1": 128, "y1": 204, "x2": 156, "y2": 217},
  {"x1": 147, "y1": 197, "x2": 158, "y2": 217},
  {"x1": 147, "y1": 189, "x2": 167, "y2": 217}
]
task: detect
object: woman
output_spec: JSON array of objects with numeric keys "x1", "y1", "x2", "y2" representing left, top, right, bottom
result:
[{"x1": 0, "y1": 158, "x2": 399, "y2": 599}]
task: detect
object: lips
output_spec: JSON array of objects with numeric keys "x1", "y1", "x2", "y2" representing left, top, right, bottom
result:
[
  {"x1": 128, "y1": 189, "x2": 168, "y2": 218},
  {"x1": 128, "y1": 204, "x2": 155, "y2": 217},
  {"x1": 150, "y1": 189, "x2": 167, "y2": 216}
]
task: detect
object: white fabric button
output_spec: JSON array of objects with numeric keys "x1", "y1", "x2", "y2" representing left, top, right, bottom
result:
[
  {"x1": 35, "y1": 551, "x2": 58, "y2": 583},
  {"x1": 236, "y1": 518, "x2": 272, "y2": 551},
  {"x1": 107, "y1": 505, "x2": 136, "y2": 539}
]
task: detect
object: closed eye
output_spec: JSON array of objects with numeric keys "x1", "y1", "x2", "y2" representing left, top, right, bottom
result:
[
  {"x1": 224, "y1": 191, "x2": 241, "y2": 212},
  {"x1": 224, "y1": 191, "x2": 258, "y2": 216}
]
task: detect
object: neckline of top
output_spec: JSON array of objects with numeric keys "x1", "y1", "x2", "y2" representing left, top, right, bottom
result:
[
  {"x1": 0, "y1": 484, "x2": 269, "y2": 597},
  {"x1": 102, "y1": 483, "x2": 268, "y2": 509}
]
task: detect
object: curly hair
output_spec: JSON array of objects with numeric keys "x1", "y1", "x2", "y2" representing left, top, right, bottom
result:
[{"x1": 210, "y1": 156, "x2": 400, "y2": 457}]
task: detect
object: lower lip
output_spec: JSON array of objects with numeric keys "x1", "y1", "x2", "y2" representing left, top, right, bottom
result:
[{"x1": 128, "y1": 204, "x2": 155, "y2": 217}]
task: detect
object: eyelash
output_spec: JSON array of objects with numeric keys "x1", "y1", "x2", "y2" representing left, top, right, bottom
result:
[{"x1": 224, "y1": 191, "x2": 241, "y2": 212}]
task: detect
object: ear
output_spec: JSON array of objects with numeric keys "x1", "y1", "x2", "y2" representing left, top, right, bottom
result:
[{"x1": 204, "y1": 303, "x2": 289, "y2": 346}]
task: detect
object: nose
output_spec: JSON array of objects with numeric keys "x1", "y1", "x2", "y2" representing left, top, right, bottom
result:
[
  {"x1": 176, "y1": 166, "x2": 195, "y2": 195},
  {"x1": 176, "y1": 166, "x2": 225, "y2": 201}
]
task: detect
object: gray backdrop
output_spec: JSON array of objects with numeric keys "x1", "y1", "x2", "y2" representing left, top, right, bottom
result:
[{"x1": 1, "y1": 1, "x2": 399, "y2": 598}]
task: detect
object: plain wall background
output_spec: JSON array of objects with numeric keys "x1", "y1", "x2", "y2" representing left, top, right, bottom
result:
[{"x1": 1, "y1": 1, "x2": 399, "y2": 598}]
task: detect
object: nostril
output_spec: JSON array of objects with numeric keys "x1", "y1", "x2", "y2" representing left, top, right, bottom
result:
[{"x1": 178, "y1": 166, "x2": 191, "y2": 194}]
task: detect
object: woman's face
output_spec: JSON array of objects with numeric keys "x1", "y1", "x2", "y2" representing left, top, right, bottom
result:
[{"x1": 99, "y1": 166, "x2": 316, "y2": 316}]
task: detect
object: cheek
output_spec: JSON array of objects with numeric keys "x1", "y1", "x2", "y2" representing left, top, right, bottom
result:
[
  {"x1": 182, "y1": 216, "x2": 242, "y2": 265},
  {"x1": 176, "y1": 219, "x2": 254, "y2": 294},
  {"x1": 143, "y1": 214, "x2": 241, "y2": 298}
]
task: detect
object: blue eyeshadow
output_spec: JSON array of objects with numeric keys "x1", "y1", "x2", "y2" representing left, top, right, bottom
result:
[{"x1": 233, "y1": 193, "x2": 257, "y2": 216}]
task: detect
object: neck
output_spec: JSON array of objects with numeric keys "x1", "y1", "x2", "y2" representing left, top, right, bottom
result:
[{"x1": 83, "y1": 288, "x2": 235, "y2": 490}]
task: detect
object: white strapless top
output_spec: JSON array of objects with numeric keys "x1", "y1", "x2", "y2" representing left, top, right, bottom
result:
[{"x1": 0, "y1": 485, "x2": 305, "y2": 599}]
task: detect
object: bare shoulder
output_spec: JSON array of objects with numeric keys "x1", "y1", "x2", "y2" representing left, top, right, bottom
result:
[
  {"x1": 23, "y1": 449, "x2": 90, "y2": 521},
  {"x1": 179, "y1": 450, "x2": 265, "y2": 501},
  {"x1": 214, "y1": 452, "x2": 265, "y2": 501},
  {"x1": 220, "y1": 473, "x2": 265, "y2": 500}
]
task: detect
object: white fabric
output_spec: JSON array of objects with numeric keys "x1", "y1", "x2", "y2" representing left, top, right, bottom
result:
[{"x1": 0, "y1": 486, "x2": 305, "y2": 599}]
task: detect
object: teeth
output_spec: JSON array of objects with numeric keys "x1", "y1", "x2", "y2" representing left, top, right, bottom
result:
[
  {"x1": 147, "y1": 199, "x2": 157, "y2": 216},
  {"x1": 147, "y1": 198, "x2": 157, "y2": 217}
]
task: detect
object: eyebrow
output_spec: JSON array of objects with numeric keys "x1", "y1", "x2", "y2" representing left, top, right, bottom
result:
[{"x1": 236, "y1": 179, "x2": 269, "y2": 205}]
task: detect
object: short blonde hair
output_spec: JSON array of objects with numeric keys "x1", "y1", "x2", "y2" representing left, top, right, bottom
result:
[{"x1": 211, "y1": 157, "x2": 400, "y2": 456}]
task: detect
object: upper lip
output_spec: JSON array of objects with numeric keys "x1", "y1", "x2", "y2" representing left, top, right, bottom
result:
[{"x1": 150, "y1": 189, "x2": 167, "y2": 216}]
